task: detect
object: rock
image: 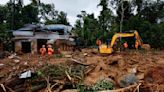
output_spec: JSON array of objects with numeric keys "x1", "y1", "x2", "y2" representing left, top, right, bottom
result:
[
  {"x1": 141, "y1": 44, "x2": 151, "y2": 50},
  {"x1": 13, "y1": 59, "x2": 20, "y2": 63},
  {"x1": 127, "y1": 67, "x2": 137, "y2": 74},
  {"x1": 136, "y1": 73, "x2": 144, "y2": 80},
  {"x1": 83, "y1": 53, "x2": 88, "y2": 56},
  {"x1": 118, "y1": 73, "x2": 137, "y2": 87}
]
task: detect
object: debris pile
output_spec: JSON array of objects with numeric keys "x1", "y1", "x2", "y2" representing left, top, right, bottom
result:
[{"x1": 0, "y1": 49, "x2": 164, "y2": 92}]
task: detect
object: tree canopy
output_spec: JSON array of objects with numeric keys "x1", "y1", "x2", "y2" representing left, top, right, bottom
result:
[{"x1": 74, "y1": 0, "x2": 164, "y2": 48}]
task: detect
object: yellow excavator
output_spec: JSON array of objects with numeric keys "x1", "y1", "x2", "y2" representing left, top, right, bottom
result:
[{"x1": 98, "y1": 30, "x2": 150, "y2": 54}]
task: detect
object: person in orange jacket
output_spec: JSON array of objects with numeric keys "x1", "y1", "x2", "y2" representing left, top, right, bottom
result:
[
  {"x1": 96, "y1": 39, "x2": 102, "y2": 51},
  {"x1": 123, "y1": 42, "x2": 128, "y2": 49},
  {"x1": 135, "y1": 41, "x2": 139, "y2": 49},
  {"x1": 40, "y1": 45, "x2": 46, "y2": 58},
  {"x1": 47, "y1": 44, "x2": 54, "y2": 59},
  {"x1": 96, "y1": 39, "x2": 102, "y2": 46}
]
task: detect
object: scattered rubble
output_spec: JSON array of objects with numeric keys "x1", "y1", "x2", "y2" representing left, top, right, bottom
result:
[{"x1": 0, "y1": 49, "x2": 164, "y2": 92}]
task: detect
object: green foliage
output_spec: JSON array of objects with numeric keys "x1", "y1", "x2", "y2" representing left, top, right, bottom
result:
[
  {"x1": 74, "y1": 0, "x2": 116, "y2": 46},
  {"x1": 37, "y1": 64, "x2": 86, "y2": 83},
  {"x1": 55, "y1": 11, "x2": 70, "y2": 25},
  {"x1": 77, "y1": 84, "x2": 95, "y2": 92},
  {"x1": 74, "y1": 0, "x2": 164, "y2": 49},
  {"x1": 123, "y1": 15, "x2": 164, "y2": 48},
  {"x1": 68, "y1": 65, "x2": 85, "y2": 81},
  {"x1": 92, "y1": 79, "x2": 113, "y2": 91},
  {"x1": 22, "y1": 5, "x2": 39, "y2": 24},
  {"x1": 40, "y1": 64, "x2": 67, "y2": 79},
  {"x1": 75, "y1": 12, "x2": 99, "y2": 46},
  {"x1": 76, "y1": 79, "x2": 114, "y2": 92}
]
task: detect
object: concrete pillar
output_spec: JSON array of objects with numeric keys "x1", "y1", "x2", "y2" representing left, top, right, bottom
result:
[
  {"x1": 15, "y1": 41, "x2": 22, "y2": 54},
  {"x1": 31, "y1": 39, "x2": 37, "y2": 54}
]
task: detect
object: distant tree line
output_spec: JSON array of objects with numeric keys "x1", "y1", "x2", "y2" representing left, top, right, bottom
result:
[{"x1": 74, "y1": 0, "x2": 164, "y2": 49}]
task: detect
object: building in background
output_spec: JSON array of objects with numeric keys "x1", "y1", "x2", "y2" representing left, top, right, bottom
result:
[{"x1": 12, "y1": 24, "x2": 73, "y2": 54}]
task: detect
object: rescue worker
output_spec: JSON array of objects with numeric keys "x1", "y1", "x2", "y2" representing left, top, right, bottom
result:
[
  {"x1": 40, "y1": 45, "x2": 46, "y2": 58},
  {"x1": 106, "y1": 39, "x2": 110, "y2": 48},
  {"x1": 113, "y1": 39, "x2": 118, "y2": 50},
  {"x1": 96, "y1": 39, "x2": 102, "y2": 51},
  {"x1": 135, "y1": 41, "x2": 139, "y2": 49},
  {"x1": 123, "y1": 42, "x2": 128, "y2": 49},
  {"x1": 47, "y1": 44, "x2": 54, "y2": 59},
  {"x1": 96, "y1": 39, "x2": 102, "y2": 46}
]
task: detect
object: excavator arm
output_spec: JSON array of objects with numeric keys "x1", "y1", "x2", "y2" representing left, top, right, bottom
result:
[
  {"x1": 110, "y1": 33, "x2": 135, "y2": 48},
  {"x1": 110, "y1": 31, "x2": 143, "y2": 48},
  {"x1": 99, "y1": 30, "x2": 144, "y2": 54}
]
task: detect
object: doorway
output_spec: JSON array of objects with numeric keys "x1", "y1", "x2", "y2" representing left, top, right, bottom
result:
[
  {"x1": 21, "y1": 42, "x2": 31, "y2": 53},
  {"x1": 37, "y1": 39, "x2": 48, "y2": 53}
]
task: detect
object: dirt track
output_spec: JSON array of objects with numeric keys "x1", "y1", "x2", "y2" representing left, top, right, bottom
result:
[{"x1": 0, "y1": 49, "x2": 164, "y2": 91}]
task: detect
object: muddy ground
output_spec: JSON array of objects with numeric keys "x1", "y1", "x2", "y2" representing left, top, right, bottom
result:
[{"x1": 0, "y1": 49, "x2": 164, "y2": 92}]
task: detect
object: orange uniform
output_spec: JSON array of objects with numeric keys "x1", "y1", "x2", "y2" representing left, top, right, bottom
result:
[
  {"x1": 40, "y1": 47, "x2": 46, "y2": 58},
  {"x1": 123, "y1": 42, "x2": 128, "y2": 49},
  {"x1": 135, "y1": 41, "x2": 139, "y2": 49},
  {"x1": 96, "y1": 39, "x2": 102, "y2": 46},
  {"x1": 48, "y1": 47, "x2": 54, "y2": 57}
]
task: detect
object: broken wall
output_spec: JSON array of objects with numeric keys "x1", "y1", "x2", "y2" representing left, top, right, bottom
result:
[{"x1": 14, "y1": 39, "x2": 37, "y2": 54}]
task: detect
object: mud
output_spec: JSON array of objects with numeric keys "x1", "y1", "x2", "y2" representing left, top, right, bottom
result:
[{"x1": 0, "y1": 49, "x2": 164, "y2": 91}]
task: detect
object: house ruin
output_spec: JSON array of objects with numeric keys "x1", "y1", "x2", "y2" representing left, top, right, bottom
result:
[{"x1": 12, "y1": 24, "x2": 73, "y2": 54}]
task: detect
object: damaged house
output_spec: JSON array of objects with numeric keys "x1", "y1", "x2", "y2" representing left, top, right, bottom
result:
[{"x1": 12, "y1": 24, "x2": 73, "y2": 54}]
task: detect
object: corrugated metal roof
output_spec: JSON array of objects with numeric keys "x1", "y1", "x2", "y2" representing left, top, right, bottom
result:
[
  {"x1": 18, "y1": 24, "x2": 41, "y2": 31},
  {"x1": 15, "y1": 24, "x2": 72, "y2": 32},
  {"x1": 44, "y1": 24, "x2": 72, "y2": 32}
]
